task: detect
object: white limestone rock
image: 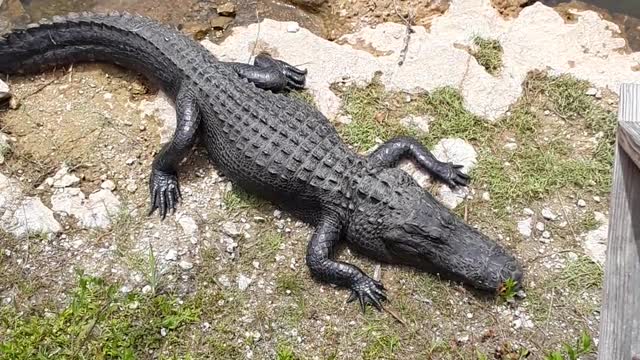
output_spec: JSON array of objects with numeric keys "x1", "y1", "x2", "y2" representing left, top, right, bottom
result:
[
  {"x1": 51, "y1": 188, "x2": 121, "y2": 229},
  {"x1": 0, "y1": 173, "x2": 61, "y2": 238}
]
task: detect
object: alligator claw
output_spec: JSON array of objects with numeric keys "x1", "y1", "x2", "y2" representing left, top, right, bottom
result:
[
  {"x1": 148, "y1": 169, "x2": 181, "y2": 220},
  {"x1": 439, "y1": 162, "x2": 471, "y2": 188},
  {"x1": 255, "y1": 53, "x2": 307, "y2": 91},
  {"x1": 347, "y1": 276, "x2": 387, "y2": 313}
]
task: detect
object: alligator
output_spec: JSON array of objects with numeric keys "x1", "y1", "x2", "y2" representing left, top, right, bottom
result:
[{"x1": 0, "y1": 12, "x2": 523, "y2": 311}]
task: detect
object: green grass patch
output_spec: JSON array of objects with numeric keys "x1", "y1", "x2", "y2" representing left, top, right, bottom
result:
[
  {"x1": 362, "y1": 334, "x2": 400, "y2": 360},
  {"x1": 337, "y1": 72, "x2": 615, "y2": 214},
  {"x1": 276, "y1": 273, "x2": 304, "y2": 296},
  {"x1": 0, "y1": 272, "x2": 200, "y2": 359},
  {"x1": 223, "y1": 187, "x2": 267, "y2": 211},
  {"x1": 471, "y1": 36, "x2": 503, "y2": 75}
]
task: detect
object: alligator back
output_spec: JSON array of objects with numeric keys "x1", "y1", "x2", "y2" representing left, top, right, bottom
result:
[{"x1": 0, "y1": 12, "x2": 362, "y2": 220}]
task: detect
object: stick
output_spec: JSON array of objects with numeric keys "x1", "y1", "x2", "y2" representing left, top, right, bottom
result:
[
  {"x1": 393, "y1": 0, "x2": 415, "y2": 66},
  {"x1": 248, "y1": 1, "x2": 261, "y2": 63}
]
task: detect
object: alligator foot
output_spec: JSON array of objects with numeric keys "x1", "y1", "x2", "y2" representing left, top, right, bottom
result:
[
  {"x1": 434, "y1": 162, "x2": 470, "y2": 188},
  {"x1": 148, "y1": 169, "x2": 182, "y2": 220},
  {"x1": 367, "y1": 136, "x2": 471, "y2": 188},
  {"x1": 347, "y1": 276, "x2": 387, "y2": 312},
  {"x1": 227, "y1": 53, "x2": 307, "y2": 92},
  {"x1": 254, "y1": 52, "x2": 307, "y2": 91}
]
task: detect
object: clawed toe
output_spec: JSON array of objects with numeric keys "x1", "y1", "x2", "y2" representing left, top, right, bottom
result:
[
  {"x1": 148, "y1": 169, "x2": 182, "y2": 220},
  {"x1": 347, "y1": 277, "x2": 387, "y2": 313}
]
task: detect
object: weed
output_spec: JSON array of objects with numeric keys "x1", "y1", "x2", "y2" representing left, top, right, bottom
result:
[
  {"x1": 545, "y1": 331, "x2": 594, "y2": 360},
  {"x1": 559, "y1": 256, "x2": 603, "y2": 291},
  {"x1": 276, "y1": 273, "x2": 304, "y2": 296},
  {"x1": 223, "y1": 187, "x2": 266, "y2": 211},
  {"x1": 276, "y1": 343, "x2": 297, "y2": 360},
  {"x1": 288, "y1": 89, "x2": 317, "y2": 109},
  {"x1": 471, "y1": 36, "x2": 504, "y2": 75},
  {"x1": 498, "y1": 277, "x2": 519, "y2": 302},
  {"x1": 0, "y1": 271, "x2": 200, "y2": 359},
  {"x1": 362, "y1": 334, "x2": 400, "y2": 360}
]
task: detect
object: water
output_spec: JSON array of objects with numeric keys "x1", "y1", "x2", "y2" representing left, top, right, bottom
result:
[{"x1": 543, "y1": 0, "x2": 640, "y2": 19}]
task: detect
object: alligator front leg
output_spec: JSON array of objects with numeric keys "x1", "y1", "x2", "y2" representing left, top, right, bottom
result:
[
  {"x1": 148, "y1": 86, "x2": 200, "y2": 219},
  {"x1": 367, "y1": 136, "x2": 470, "y2": 188},
  {"x1": 226, "y1": 53, "x2": 306, "y2": 92},
  {"x1": 306, "y1": 216, "x2": 387, "y2": 312}
]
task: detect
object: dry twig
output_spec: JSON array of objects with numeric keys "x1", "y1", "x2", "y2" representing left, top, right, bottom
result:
[{"x1": 393, "y1": 0, "x2": 415, "y2": 66}]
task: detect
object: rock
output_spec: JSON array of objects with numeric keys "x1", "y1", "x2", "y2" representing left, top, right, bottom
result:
[
  {"x1": 50, "y1": 164, "x2": 80, "y2": 188},
  {"x1": 541, "y1": 208, "x2": 557, "y2": 221},
  {"x1": 125, "y1": 179, "x2": 138, "y2": 193},
  {"x1": 139, "y1": 92, "x2": 176, "y2": 144},
  {"x1": 400, "y1": 115, "x2": 430, "y2": 133},
  {"x1": 542, "y1": 230, "x2": 551, "y2": 239},
  {"x1": 237, "y1": 274, "x2": 252, "y2": 291},
  {"x1": 0, "y1": 132, "x2": 10, "y2": 164},
  {"x1": 577, "y1": 199, "x2": 586, "y2": 207},
  {"x1": 432, "y1": 138, "x2": 478, "y2": 173},
  {"x1": 216, "y1": 2, "x2": 236, "y2": 17},
  {"x1": 218, "y1": 275, "x2": 232, "y2": 287},
  {"x1": 0, "y1": 173, "x2": 62, "y2": 238},
  {"x1": 581, "y1": 220, "x2": 608, "y2": 265},
  {"x1": 178, "y1": 215, "x2": 198, "y2": 237},
  {"x1": 523, "y1": 208, "x2": 534, "y2": 216},
  {"x1": 51, "y1": 188, "x2": 121, "y2": 229},
  {"x1": 210, "y1": 16, "x2": 233, "y2": 30},
  {"x1": 517, "y1": 218, "x2": 532, "y2": 238},
  {"x1": 0, "y1": 79, "x2": 9, "y2": 101},
  {"x1": 503, "y1": 142, "x2": 518, "y2": 151},
  {"x1": 205, "y1": 1, "x2": 640, "y2": 123},
  {"x1": 165, "y1": 249, "x2": 178, "y2": 261},
  {"x1": 585, "y1": 87, "x2": 598, "y2": 96},
  {"x1": 178, "y1": 260, "x2": 194, "y2": 270},
  {"x1": 431, "y1": 138, "x2": 477, "y2": 209},
  {"x1": 101, "y1": 180, "x2": 116, "y2": 191},
  {"x1": 273, "y1": 210, "x2": 282, "y2": 219},
  {"x1": 222, "y1": 221, "x2": 242, "y2": 236},
  {"x1": 593, "y1": 196, "x2": 601, "y2": 203},
  {"x1": 286, "y1": 0, "x2": 326, "y2": 9},
  {"x1": 287, "y1": 23, "x2": 300, "y2": 33},
  {"x1": 482, "y1": 192, "x2": 490, "y2": 201},
  {"x1": 125, "y1": 158, "x2": 136, "y2": 166},
  {"x1": 535, "y1": 222, "x2": 545, "y2": 232}
]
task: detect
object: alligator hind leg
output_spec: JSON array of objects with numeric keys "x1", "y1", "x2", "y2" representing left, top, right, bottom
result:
[
  {"x1": 367, "y1": 136, "x2": 470, "y2": 188},
  {"x1": 226, "y1": 53, "x2": 306, "y2": 92},
  {"x1": 148, "y1": 86, "x2": 200, "y2": 220},
  {"x1": 306, "y1": 216, "x2": 387, "y2": 313}
]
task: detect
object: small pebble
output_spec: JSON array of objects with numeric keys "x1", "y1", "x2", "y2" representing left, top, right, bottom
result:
[
  {"x1": 577, "y1": 199, "x2": 587, "y2": 207},
  {"x1": 542, "y1": 231, "x2": 551, "y2": 239},
  {"x1": 125, "y1": 158, "x2": 136, "y2": 165},
  {"x1": 585, "y1": 88, "x2": 598, "y2": 96},
  {"x1": 165, "y1": 249, "x2": 178, "y2": 261},
  {"x1": 178, "y1": 260, "x2": 193, "y2": 270},
  {"x1": 593, "y1": 196, "x2": 601, "y2": 203},
  {"x1": 541, "y1": 208, "x2": 557, "y2": 221},
  {"x1": 101, "y1": 180, "x2": 116, "y2": 191},
  {"x1": 535, "y1": 222, "x2": 545, "y2": 232}
]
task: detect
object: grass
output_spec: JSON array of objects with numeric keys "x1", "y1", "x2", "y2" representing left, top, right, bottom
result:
[
  {"x1": 0, "y1": 271, "x2": 200, "y2": 359},
  {"x1": 471, "y1": 36, "x2": 504, "y2": 75},
  {"x1": 337, "y1": 72, "x2": 615, "y2": 216},
  {"x1": 223, "y1": 187, "x2": 267, "y2": 211}
]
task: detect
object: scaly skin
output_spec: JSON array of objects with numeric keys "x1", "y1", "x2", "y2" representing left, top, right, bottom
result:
[{"x1": 0, "y1": 12, "x2": 524, "y2": 311}]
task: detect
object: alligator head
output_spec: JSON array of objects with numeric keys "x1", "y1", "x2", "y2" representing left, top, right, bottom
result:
[{"x1": 348, "y1": 168, "x2": 524, "y2": 293}]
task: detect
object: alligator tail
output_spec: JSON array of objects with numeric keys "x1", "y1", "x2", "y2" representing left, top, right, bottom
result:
[{"x1": 0, "y1": 12, "x2": 196, "y2": 94}]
